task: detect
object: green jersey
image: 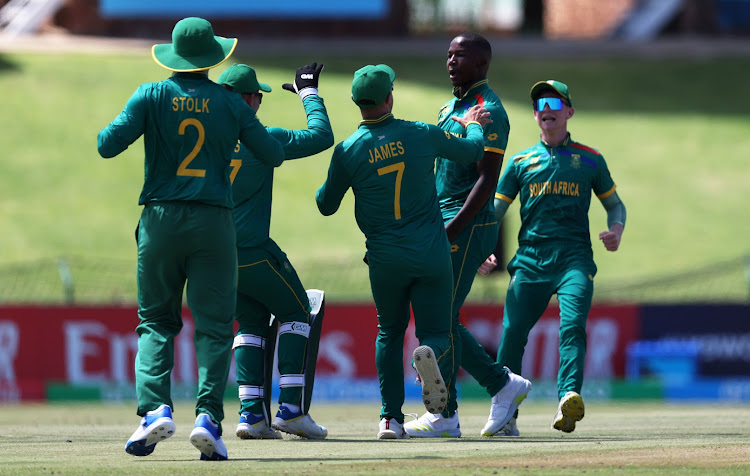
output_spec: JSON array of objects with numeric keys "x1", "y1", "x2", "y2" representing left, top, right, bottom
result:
[
  {"x1": 435, "y1": 80, "x2": 510, "y2": 219},
  {"x1": 496, "y1": 134, "x2": 616, "y2": 247},
  {"x1": 97, "y1": 72, "x2": 284, "y2": 208},
  {"x1": 232, "y1": 96, "x2": 333, "y2": 248},
  {"x1": 316, "y1": 113, "x2": 484, "y2": 264}
]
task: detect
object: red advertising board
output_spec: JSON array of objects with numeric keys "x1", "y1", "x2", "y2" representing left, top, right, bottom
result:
[{"x1": 0, "y1": 303, "x2": 639, "y2": 402}]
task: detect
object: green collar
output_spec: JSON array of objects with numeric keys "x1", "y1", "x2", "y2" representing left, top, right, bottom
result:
[
  {"x1": 540, "y1": 133, "x2": 572, "y2": 149},
  {"x1": 359, "y1": 113, "x2": 395, "y2": 128},
  {"x1": 453, "y1": 79, "x2": 489, "y2": 100}
]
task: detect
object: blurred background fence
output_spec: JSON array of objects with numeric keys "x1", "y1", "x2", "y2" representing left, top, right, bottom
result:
[{"x1": 1, "y1": 254, "x2": 747, "y2": 305}]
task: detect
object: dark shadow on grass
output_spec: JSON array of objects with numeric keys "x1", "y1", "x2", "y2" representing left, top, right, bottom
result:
[{"x1": 0, "y1": 54, "x2": 21, "y2": 73}]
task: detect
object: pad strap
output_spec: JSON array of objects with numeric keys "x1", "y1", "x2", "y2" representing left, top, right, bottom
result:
[
  {"x1": 308, "y1": 289, "x2": 324, "y2": 317},
  {"x1": 233, "y1": 334, "x2": 265, "y2": 350},
  {"x1": 239, "y1": 385, "x2": 264, "y2": 400},
  {"x1": 279, "y1": 374, "x2": 305, "y2": 388},
  {"x1": 279, "y1": 321, "x2": 310, "y2": 338}
]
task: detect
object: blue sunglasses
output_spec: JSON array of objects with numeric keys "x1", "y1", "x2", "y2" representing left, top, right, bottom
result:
[{"x1": 533, "y1": 97, "x2": 567, "y2": 111}]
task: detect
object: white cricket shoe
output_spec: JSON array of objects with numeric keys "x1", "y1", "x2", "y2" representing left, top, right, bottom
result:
[
  {"x1": 551, "y1": 391, "x2": 585, "y2": 433},
  {"x1": 412, "y1": 345, "x2": 447, "y2": 414},
  {"x1": 403, "y1": 411, "x2": 461, "y2": 438},
  {"x1": 272, "y1": 405, "x2": 328, "y2": 439},
  {"x1": 125, "y1": 404, "x2": 176, "y2": 456},
  {"x1": 236, "y1": 412, "x2": 282, "y2": 439},
  {"x1": 189, "y1": 414, "x2": 228, "y2": 461},
  {"x1": 377, "y1": 418, "x2": 409, "y2": 439},
  {"x1": 497, "y1": 416, "x2": 520, "y2": 437},
  {"x1": 481, "y1": 368, "x2": 531, "y2": 436}
]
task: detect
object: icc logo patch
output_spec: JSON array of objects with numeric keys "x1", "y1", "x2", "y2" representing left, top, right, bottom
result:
[{"x1": 571, "y1": 154, "x2": 581, "y2": 169}]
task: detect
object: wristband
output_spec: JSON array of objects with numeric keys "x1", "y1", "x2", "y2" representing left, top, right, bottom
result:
[
  {"x1": 465, "y1": 120, "x2": 482, "y2": 128},
  {"x1": 298, "y1": 87, "x2": 318, "y2": 100}
]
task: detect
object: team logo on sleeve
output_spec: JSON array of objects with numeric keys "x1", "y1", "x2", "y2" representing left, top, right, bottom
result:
[
  {"x1": 487, "y1": 133, "x2": 498, "y2": 141},
  {"x1": 571, "y1": 155, "x2": 581, "y2": 169}
]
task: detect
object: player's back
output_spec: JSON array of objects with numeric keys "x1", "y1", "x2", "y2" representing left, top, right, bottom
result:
[
  {"x1": 136, "y1": 73, "x2": 258, "y2": 208},
  {"x1": 337, "y1": 116, "x2": 447, "y2": 262}
]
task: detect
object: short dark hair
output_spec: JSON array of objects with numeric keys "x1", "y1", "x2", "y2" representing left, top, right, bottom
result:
[{"x1": 456, "y1": 32, "x2": 492, "y2": 60}]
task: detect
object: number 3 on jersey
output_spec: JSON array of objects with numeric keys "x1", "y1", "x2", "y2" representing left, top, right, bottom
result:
[{"x1": 377, "y1": 161, "x2": 405, "y2": 220}]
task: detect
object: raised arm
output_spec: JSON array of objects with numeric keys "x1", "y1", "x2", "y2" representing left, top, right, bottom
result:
[
  {"x1": 274, "y1": 62, "x2": 334, "y2": 160},
  {"x1": 431, "y1": 105, "x2": 493, "y2": 165}
]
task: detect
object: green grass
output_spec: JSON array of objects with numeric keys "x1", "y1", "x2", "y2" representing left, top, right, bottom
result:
[
  {"x1": 1, "y1": 401, "x2": 749, "y2": 474},
  {"x1": 1, "y1": 49, "x2": 749, "y2": 303}
]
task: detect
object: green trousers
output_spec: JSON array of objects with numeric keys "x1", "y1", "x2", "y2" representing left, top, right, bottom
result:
[
  {"x1": 135, "y1": 201, "x2": 237, "y2": 435},
  {"x1": 497, "y1": 244, "x2": 596, "y2": 401},
  {"x1": 234, "y1": 240, "x2": 311, "y2": 415},
  {"x1": 369, "y1": 244, "x2": 455, "y2": 423},
  {"x1": 447, "y1": 214, "x2": 509, "y2": 416}
]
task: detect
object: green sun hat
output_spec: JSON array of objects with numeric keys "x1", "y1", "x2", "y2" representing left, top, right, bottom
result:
[
  {"x1": 530, "y1": 80, "x2": 573, "y2": 107},
  {"x1": 217, "y1": 64, "x2": 272, "y2": 94},
  {"x1": 152, "y1": 17, "x2": 237, "y2": 72},
  {"x1": 351, "y1": 64, "x2": 396, "y2": 108}
]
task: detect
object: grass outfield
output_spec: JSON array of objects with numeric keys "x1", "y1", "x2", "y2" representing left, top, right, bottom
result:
[
  {"x1": 1, "y1": 46, "x2": 749, "y2": 303},
  {"x1": 1, "y1": 401, "x2": 749, "y2": 475}
]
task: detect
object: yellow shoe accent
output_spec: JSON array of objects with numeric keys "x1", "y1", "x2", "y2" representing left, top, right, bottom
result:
[{"x1": 552, "y1": 391, "x2": 584, "y2": 433}]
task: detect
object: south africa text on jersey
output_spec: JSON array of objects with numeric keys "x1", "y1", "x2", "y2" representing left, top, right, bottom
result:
[
  {"x1": 172, "y1": 96, "x2": 210, "y2": 113},
  {"x1": 369, "y1": 141, "x2": 405, "y2": 163},
  {"x1": 529, "y1": 180, "x2": 580, "y2": 197}
]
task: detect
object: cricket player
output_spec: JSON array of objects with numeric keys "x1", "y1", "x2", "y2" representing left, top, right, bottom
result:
[
  {"x1": 216, "y1": 62, "x2": 333, "y2": 440},
  {"x1": 405, "y1": 32, "x2": 532, "y2": 438},
  {"x1": 479, "y1": 80, "x2": 626, "y2": 434},
  {"x1": 315, "y1": 64, "x2": 491, "y2": 439},
  {"x1": 98, "y1": 17, "x2": 284, "y2": 460}
]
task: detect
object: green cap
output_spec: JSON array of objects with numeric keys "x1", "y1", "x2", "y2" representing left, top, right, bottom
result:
[
  {"x1": 152, "y1": 17, "x2": 237, "y2": 72},
  {"x1": 351, "y1": 64, "x2": 396, "y2": 109},
  {"x1": 530, "y1": 80, "x2": 573, "y2": 107},
  {"x1": 217, "y1": 64, "x2": 272, "y2": 95}
]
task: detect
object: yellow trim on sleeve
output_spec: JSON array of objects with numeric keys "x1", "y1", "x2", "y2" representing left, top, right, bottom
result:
[
  {"x1": 596, "y1": 184, "x2": 617, "y2": 199},
  {"x1": 465, "y1": 121, "x2": 481, "y2": 128},
  {"x1": 485, "y1": 146, "x2": 505, "y2": 155},
  {"x1": 495, "y1": 193, "x2": 513, "y2": 204}
]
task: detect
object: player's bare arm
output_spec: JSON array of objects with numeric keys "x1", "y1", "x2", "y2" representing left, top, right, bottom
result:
[
  {"x1": 451, "y1": 104, "x2": 493, "y2": 128},
  {"x1": 477, "y1": 254, "x2": 498, "y2": 275},
  {"x1": 445, "y1": 150, "x2": 504, "y2": 243}
]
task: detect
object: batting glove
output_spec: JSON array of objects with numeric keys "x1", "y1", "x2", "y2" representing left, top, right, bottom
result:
[{"x1": 282, "y1": 62, "x2": 324, "y2": 100}]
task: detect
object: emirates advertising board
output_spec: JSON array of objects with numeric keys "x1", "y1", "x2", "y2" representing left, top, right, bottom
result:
[{"x1": 0, "y1": 303, "x2": 640, "y2": 403}]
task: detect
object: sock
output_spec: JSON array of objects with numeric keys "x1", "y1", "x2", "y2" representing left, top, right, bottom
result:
[{"x1": 282, "y1": 403, "x2": 301, "y2": 414}]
